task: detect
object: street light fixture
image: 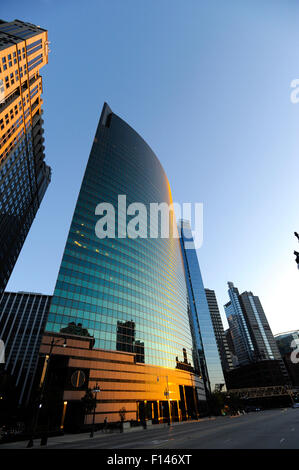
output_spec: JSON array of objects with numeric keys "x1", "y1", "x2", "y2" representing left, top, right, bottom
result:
[
  {"x1": 157, "y1": 375, "x2": 171, "y2": 425},
  {"x1": 90, "y1": 383, "x2": 101, "y2": 438},
  {"x1": 294, "y1": 233, "x2": 299, "y2": 269}
]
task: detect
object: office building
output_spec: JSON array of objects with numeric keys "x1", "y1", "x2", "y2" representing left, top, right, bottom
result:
[
  {"x1": 205, "y1": 288, "x2": 233, "y2": 373},
  {"x1": 275, "y1": 330, "x2": 299, "y2": 357},
  {"x1": 178, "y1": 220, "x2": 226, "y2": 393},
  {"x1": 224, "y1": 282, "x2": 254, "y2": 366},
  {"x1": 0, "y1": 291, "x2": 51, "y2": 407},
  {"x1": 0, "y1": 19, "x2": 51, "y2": 295},
  {"x1": 224, "y1": 282, "x2": 289, "y2": 385},
  {"x1": 224, "y1": 328, "x2": 239, "y2": 368},
  {"x1": 275, "y1": 331, "x2": 299, "y2": 387},
  {"x1": 225, "y1": 359, "x2": 288, "y2": 389},
  {"x1": 40, "y1": 103, "x2": 206, "y2": 429}
]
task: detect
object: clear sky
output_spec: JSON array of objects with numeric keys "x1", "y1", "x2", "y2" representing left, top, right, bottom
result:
[{"x1": 3, "y1": 0, "x2": 299, "y2": 334}]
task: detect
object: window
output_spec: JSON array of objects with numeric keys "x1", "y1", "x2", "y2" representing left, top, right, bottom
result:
[
  {"x1": 26, "y1": 39, "x2": 42, "y2": 51},
  {"x1": 27, "y1": 44, "x2": 42, "y2": 56}
]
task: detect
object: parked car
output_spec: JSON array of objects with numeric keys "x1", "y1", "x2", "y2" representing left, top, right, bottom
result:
[{"x1": 292, "y1": 402, "x2": 299, "y2": 409}]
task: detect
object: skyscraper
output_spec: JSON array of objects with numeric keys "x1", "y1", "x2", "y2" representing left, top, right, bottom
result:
[
  {"x1": 239, "y1": 290, "x2": 283, "y2": 363},
  {"x1": 224, "y1": 282, "x2": 254, "y2": 366},
  {"x1": 224, "y1": 282, "x2": 289, "y2": 383},
  {"x1": 0, "y1": 19, "x2": 51, "y2": 295},
  {"x1": 42, "y1": 103, "x2": 205, "y2": 426},
  {"x1": 178, "y1": 220, "x2": 225, "y2": 393},
  {"x1": 0, "y1": 291, "x2": 51, "y2": 407},
  {"x1": 275, "y1": 331, "x2": 299, "y2": 387},
  {"x1": 205, "y1": 288, "x2": 233, "y2": 373}
]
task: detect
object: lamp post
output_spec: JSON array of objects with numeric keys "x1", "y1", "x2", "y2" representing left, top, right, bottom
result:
[
  {"x1": 90, "y1": 383, "x2": 101, "y2": 438},
  {"x1": 294, "y1": 233, "x2": 299, "y2": 269},
  {"x1": 27, "y1": 336, "x2": 67, "y2": 448},
  {"x1": 157, "y1": 375, "x2": 171, "y2": 425}
]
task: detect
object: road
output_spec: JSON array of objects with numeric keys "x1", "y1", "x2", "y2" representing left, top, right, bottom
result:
[{"x1": 2, "y1": 408, "x2": 299, "y2": 449}]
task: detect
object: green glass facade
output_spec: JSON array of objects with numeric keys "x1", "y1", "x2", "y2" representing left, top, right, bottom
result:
[{"x1": 46, "y1": 103, "x2": 195, "y2": 369}]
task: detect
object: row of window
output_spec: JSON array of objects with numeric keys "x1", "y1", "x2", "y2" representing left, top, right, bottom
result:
[{"x1": 0, "y1": 48, "x2": 26, "y2": 74}]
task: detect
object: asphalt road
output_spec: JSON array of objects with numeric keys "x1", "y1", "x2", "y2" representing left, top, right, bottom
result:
[{"x1": 2, "y1": 408, "x2": 299, "y2": 449}]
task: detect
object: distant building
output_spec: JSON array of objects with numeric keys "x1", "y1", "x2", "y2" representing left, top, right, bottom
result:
[
  {"x1": 275, "y1": 331, "x2": 299, "y2": 357},
  {"x1": 224, "y1": 282, "x2": 290, "y2": 387},
  {"x1": 224, "y1": 328, "x2": 239, "y2": 368},
  {"x1": 0, "y1": 19, "x2": 51, "y2": 295},
  {"x1": 178, "y1": 220, "x2": 226, "y2": 393},
  {"x1": 205, "y1": 289, "x2": 233, "y2": 373},
  {"x1": 275, "y1": 331, "x2": 299, "y2": 387},
  {"x1": 0, "y1": 291, "x2": 51, "y2": 406},
  {"x1": 224, "y1": 283, "x2": 254, "y2": 365},
  {"x1": 225, "y1": 359, "x2": 287, "y2": 389}
]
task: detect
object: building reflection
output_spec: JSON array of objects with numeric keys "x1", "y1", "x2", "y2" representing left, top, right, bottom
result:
[
  {"x1": 176, "y1": 348, "x2": 195, "y2": 373},
  {"x1": 116, "y1": 320, "x2": 145, "y2": 363}
]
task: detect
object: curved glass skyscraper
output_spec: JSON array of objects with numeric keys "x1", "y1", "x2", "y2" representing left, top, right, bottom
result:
[
  {"x1": 42, "y1": 104, "x2": 205, "y2": 426},
  {"x1": 46, "y1": 103, "x2": 197, "y2": 371}
]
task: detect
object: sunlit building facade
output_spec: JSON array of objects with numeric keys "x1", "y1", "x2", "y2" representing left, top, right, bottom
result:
[
  {"x1": 0, "y1": 19, "x2": 51, "y2": 295},
  {"x1": 42, "y1": 103, "x2": 205, "y2": 426}
]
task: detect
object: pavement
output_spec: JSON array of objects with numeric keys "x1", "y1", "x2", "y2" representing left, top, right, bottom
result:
[{"x1": 1, "y1": 408, "x2": 299, "y2": 449}]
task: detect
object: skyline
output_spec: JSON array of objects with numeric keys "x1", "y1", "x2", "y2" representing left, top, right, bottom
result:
[{"x1": 3, "y1": 0, "x2": 299, "y2": 336}]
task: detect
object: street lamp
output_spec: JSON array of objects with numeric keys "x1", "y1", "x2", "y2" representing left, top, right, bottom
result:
[
  {"x1": 27, "y1": 336, "x2": 67, "y2": 448},
  {"x1": 157, "y1": 375, "x2": 171, "y2": 425},
  {"x1": 90, "y1": 383, "x2": 101, "y2": 438},
  {"x1": 294, "y1": 233, "x2": 299, "y2": 269}
]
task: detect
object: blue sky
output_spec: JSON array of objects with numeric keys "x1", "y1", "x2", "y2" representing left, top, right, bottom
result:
[{"x1": 4, "y1": 0, "x2": 299, "y2": 334}]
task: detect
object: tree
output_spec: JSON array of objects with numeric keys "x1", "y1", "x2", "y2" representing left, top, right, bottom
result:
[
  {"x1": 209, "y1": 392, "x2": 226, "y2": 416},
  {"x1": 81, "y1": 389, "x2": 96, "y2": 416}
]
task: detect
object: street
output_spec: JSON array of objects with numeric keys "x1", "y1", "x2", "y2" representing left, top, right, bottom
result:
[{"x1": 1, "y1": 408, "x2": 299, "y2": 450}]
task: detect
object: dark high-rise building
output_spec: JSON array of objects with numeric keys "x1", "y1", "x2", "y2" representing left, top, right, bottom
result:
[
  {"x1": 224, "y1": 282, "x2": 289, "y2": 385},
  {"x1": 0, "y1": 291, "x2": 51, "y2": 406},
  {"x1": 0, "y1": 20, "x2": 51, "y2": 295},
  {"x1": 275, "y1": 331, "x2": 299, "y2": 387},
  {"x1": 224, "y1": 282, "x2": 255, "y2": 366},
  {"x1": 275, "y1": 330, "x2": 299, "y2": 357},
  {"x1": 224, "y1": 328, "x2": 239, "y2": 368},
  {"x1": 205, "y1": 289, "x2": 233, "y2": 373},
  {"x1": 42, "y1": 103, "x2": 205, "y2": 426},
  {"x1": 239, "y1": 290, "x2": 283, "y2": 364},
  {"x1": 224, "y1": 359, "x2": 288, "y2": 389},
  {"x1": 178, "y1": 220, "x2": 225, "y2": 393}
]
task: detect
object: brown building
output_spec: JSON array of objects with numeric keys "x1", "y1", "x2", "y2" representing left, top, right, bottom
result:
[{"x1": 37, "y1": 331, "x2": 206, "y2": 431}]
